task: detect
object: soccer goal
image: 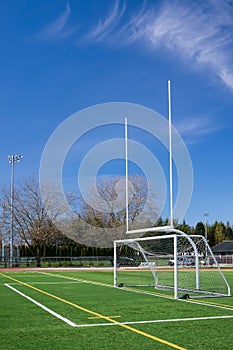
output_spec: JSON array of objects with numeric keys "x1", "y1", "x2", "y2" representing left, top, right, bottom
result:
[{"x1": 113, "y1": 231, "x2": 231, "y2": 299}]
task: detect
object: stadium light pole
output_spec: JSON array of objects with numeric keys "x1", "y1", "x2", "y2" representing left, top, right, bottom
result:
[
  {"x1": 8, "y1": 155, "x2": 23, "y2": 267},
  {"x1": 1, "y1": 236, "x2": 4, "y2": 262}
]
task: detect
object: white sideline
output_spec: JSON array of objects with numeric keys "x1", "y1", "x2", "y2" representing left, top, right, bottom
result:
[{"x1": 4, "y1": 283, "x2": 77, "y2": 327}]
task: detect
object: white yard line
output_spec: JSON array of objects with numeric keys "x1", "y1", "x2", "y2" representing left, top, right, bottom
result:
[
  {"x1": 74, "y1": 314, "x2": 233, "y2": 328},
  {"x1": 37, "y1": 271, "x2": 113, "y2": 287},
  {"x1": 3, "y1": 275, "x2": 46, "y2": 278},
  {"x1": 5, "y1": 283, "x2": 77, "y2": 327},
  {"x1": 8, "y1": 281, "x2": 83, "y2": 285}
]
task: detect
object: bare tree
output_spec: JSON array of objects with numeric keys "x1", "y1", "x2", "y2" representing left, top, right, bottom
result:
[
  {"x1": 71, "y1": 174, "x2": 159, "y2": 248},
  {"x1": 0, "y1": 173, "x2": 159, "y2": 259},
  {"x1": 0, "y1": 175, "x2": 76, "y2": 266}
]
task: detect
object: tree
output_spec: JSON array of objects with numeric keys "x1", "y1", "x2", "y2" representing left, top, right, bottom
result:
[
  {"x1": 194, "y1": 222, "x2": 205, "y2": 236},
  {"x1": 0, "y1": 175, "x2": 76, "y2": 266},
  {"x1": 212, "y1": 221, "x2": 225, "y2": 245},
  {"x1": 71, "y1": 174, "x2": 159, "y2": 248},
  {"x1": 207, "y1": 224, "x2": 216, "y2": 247},
  {"x1": 176, "y1": 220, "x2": 192, "y2": 235},
  {"x1": 225, "y1": 221, "x2": 233, "y2": 240}
]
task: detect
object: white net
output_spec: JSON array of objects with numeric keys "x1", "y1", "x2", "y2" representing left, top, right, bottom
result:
[{"x1": 114, "y1": 233, "x2": 231, "y2": 299}]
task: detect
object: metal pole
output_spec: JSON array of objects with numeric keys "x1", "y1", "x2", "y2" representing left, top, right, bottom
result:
[
  {"x1": 174, "y1": 234, "x2": 178, "y2": 299},
  {"x1": 203, "y1": 212, "x2": 209, "y2": 242},
  {"x1": 10, "y1": 158, "x2": 14, "y2": 268},
  {"x1": 1, "y1": 237, "x2": 4, "y2": 262},
  {"x1": 113, "y1": 240, "x2": 117, "y2": 287},
  {"x1": 125, "y1": 118, "x2": 129, "y2": 233},
  {"x1": 8, "y1": 155, "x2": 23, "y2": 268},
  {"x1": 168, "y1": 80, "x2": 173, "y2": 228},
  {"x1": 203, "y1": 212, "x2": 209, "y2": 260}
]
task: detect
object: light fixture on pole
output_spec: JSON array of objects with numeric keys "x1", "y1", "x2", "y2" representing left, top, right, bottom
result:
[
  {"x1": 203, "y1": 212, "x2": 209, "y2": 242},
  {"x1": 8, "y1": 155, "x2": 23, "y2": 267}
]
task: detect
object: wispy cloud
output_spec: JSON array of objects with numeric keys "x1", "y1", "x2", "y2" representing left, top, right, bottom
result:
[
  {"x1": 175, "y1": 114, "x2": 222, "y2": 144},
  {"x1": 143, "y1": 0, "x2": 233, "y2": 90},
  {"x1": 86, "y1": 0, "x2": 154, "y2": 45},
  {"x1": 87, "y1": 0, "x2": 126, "y2": 42},
  {"x1": 35, "y1": 2, "x2": 71, "y2": 40},
  {"x1": 85, "y1": 0, "x2": 233, "y2": 91},
  {"x1": 34, "y1": 1, "x2": 233, "y2": 91}
]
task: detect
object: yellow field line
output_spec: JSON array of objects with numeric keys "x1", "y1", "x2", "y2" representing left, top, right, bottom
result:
[{"x1": 0, "y1": 272, "x2": 186, "y2": 350}]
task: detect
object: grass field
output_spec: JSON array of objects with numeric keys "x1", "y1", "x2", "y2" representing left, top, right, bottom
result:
[{"x1": 1, "y1": 268, "x2": 233, "y2": 350}]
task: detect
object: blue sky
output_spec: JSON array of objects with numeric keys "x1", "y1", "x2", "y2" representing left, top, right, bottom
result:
[{"x1": 1, "y1": 0, "x2": 233, "y2": 227}]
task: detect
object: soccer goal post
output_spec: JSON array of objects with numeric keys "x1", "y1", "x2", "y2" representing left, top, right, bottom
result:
[{"x1": 114, "y1": 233, "x2": 231, "y2": 299}]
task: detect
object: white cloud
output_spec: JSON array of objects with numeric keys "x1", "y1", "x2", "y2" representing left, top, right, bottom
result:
[
  {"x1": 178, "y1": 117, "x2": 212, "y2": 134},
  {"x1": 175, "y1": 115, "x2": 222, "y2": 144},
  {"x1": 87, "y1": 0, "x2": 126, "y2": 42},
  {"x1": 87, "y1": 0, "x2": 154, "y2": 45},
  {"x1": 36, "y1": 2, "x2": 71, "y2": 40},
  {"x1": 85, "y1": 0, "x2": 233, "y2": 91},
  {"x1": 33, "y1": 0, "x2": 233, "y2": 92},
  {"x1": 139, "y1": 1, "x2": 233, "y2": 90}
]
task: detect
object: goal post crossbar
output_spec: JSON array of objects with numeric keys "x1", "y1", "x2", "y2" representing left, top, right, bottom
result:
[
  {"x1": 114, "y1": 233, "x2": 177, "y2": 245},
  {"x1": 126, "y1": 225, "x2": 174, "y2": 235}
]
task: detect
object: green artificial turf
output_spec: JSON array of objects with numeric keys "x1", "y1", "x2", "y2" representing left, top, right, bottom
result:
[{"x1": 1, "y1": 269, "x2": 233, "y2": 350}]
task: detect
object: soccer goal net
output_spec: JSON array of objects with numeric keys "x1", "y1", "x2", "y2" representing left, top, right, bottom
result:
[{"x1": 114, "y1": 233, "x2": 231, "y2": 299}]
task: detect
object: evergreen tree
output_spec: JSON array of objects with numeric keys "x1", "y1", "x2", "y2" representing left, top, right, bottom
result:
[
  {"x1": 195, "y1": 222, "x2": 205, "y2": 236},
  {"x1": 176, "y1": 220, "x2": 192, "y2": 235}
]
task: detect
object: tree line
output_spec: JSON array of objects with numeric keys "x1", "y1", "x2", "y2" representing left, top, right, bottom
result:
[
  {"x1": 0, "y1": 175, "x2": 232, "y2": 266},
  {"x1": 19, "y1": 240, "x2": 113, "y2": 258},
  {"x1": 157, "y1": 217, "x2": 233, "y2": 246}
]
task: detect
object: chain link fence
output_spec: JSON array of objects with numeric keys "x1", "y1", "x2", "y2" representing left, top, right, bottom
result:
[{"x1": 0, "y1": 255, "x2": 114, "y2": 268}]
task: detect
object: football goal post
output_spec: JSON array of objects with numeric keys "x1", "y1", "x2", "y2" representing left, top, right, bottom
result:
[{"x1": 114, "y1": 231, "x2": 231, "y2": 299}]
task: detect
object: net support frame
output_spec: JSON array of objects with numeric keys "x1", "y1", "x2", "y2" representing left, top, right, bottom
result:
[{"x1": 114, "y1": 230, "x2": 231, "y2": 299}]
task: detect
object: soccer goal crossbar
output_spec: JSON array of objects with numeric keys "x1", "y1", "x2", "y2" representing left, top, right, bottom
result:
[{"x1": 114, "y1": 233, "x2": 231, "y2": 299}]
